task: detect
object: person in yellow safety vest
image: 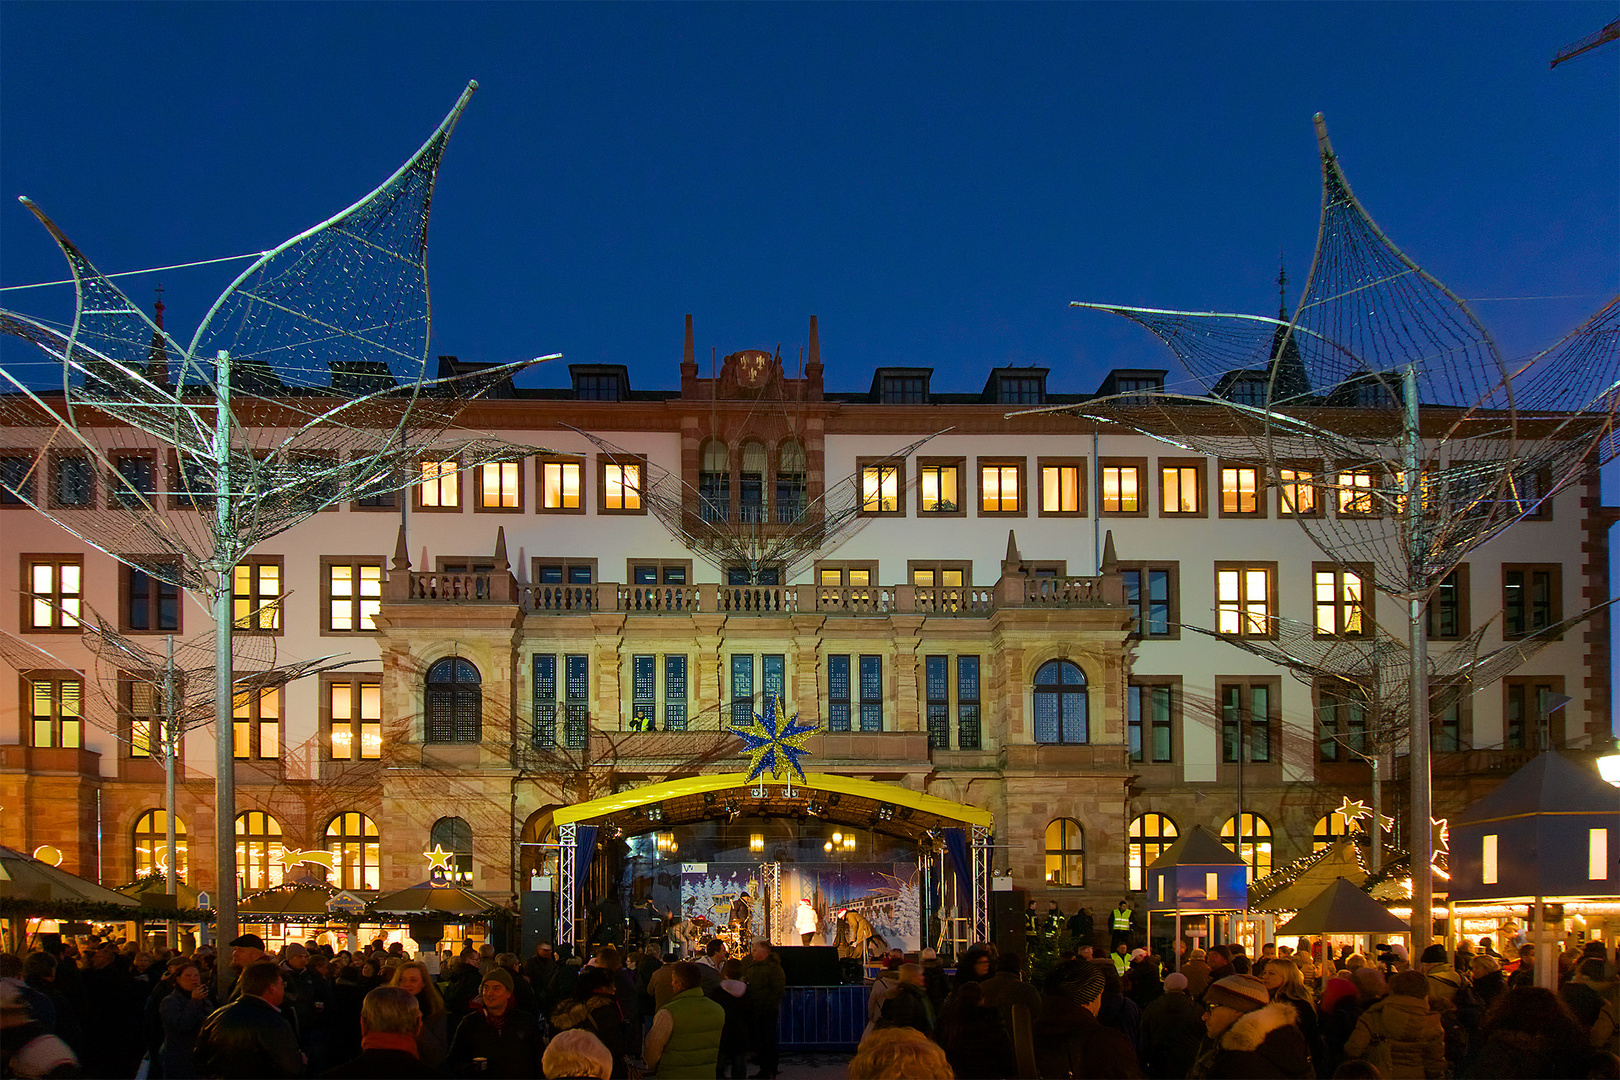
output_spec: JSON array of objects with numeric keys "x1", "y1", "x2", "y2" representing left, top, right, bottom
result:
[
  {"x1": 1111, "y1": 940, "x2": 1130, "y2": 977},
  {"x1": 1110, "y1": 900, "x2": 1133, "y2": 949}
]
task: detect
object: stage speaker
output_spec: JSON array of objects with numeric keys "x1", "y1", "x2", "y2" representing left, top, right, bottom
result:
[
  {"x1": 776, "y1": 945, "x2": 841, "y2": 986},
  {"x1": 522, "y1": 891, "x2": 557, "y2": 955},
  {"x1": 991, "y1": 887, "x2": 1028, "y2": 956}
]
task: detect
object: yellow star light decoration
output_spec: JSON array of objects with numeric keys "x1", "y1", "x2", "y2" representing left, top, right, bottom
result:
[
  {"x1": 1335, "y1": 797, "x2": 1370, "y2": 829},
  {"x1": 731, "y1": 692, "x2": 819, "y2": 783},
  {"x1": 1376, "y1": 813, "x2": 1394, "y2": 833},
  {"x1": 1432, "y1": 818, "x2": 1449, "y2": 854},
  {"x1": 424, "y1": 845, "x2": 455, "y2": 872}
]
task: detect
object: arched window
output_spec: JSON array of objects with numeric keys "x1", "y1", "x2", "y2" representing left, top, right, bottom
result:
[
  {"x1": 739, "y1": 441, "x2": 768, "y2": 523},
  {"x1": 134, "y1": 809, "x2": 187, "y2": 880},
  {"x1": 325, "y1": 812, "x2": 381, "y2": 890},
  {"x1": 235, "y1": 810, "x2": 284, "y2": 892},
  {"x1": 431, "y1": 816, "x2": 474, "y2": 886},
  {"x1": 1314, "y1": 810, "x2": 1353, "y2": 851},
  {"x1": 1045, "y1": 818, "x2": 1084, "y2": 886},
  {"x1": 699, "y1": 440, "x2": 730, "y2": 523},
  {"x1": 425, "y1": 658, "x2": 481, "y2": 743},
  {"x1": 1129, "y1": 813, "x2": 1178, "y2": 891},
  {"x1": 1033, "y1": 660, "x2": 1088, "y2": 744},
  {"x1": 776, "y1": 440, "x2": 807, "y2": 522},
  {"x1": 1221, "y1": 813, "x2": 1274, "y2": 881}
]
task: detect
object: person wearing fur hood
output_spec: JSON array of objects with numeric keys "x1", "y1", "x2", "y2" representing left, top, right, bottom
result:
[
  {"x1": 1343, "y1": 969, "x2": 1446, "y2": 1079},
  {"x1": 1188, "y1": 974, "x2": 1313, "y2": 1079}
]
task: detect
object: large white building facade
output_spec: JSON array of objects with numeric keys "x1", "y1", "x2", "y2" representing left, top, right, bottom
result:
[{"x1": 1, "y1": 315, "x2": 1610, "y2": 936}]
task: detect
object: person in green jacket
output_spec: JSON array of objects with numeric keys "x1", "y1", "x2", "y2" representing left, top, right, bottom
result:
[{"x1": 643, "y1": 962, "x2": 725, "y2": 1080}]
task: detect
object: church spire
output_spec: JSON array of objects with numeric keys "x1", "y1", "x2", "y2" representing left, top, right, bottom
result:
[
  {"x1": 145, "y1": 285, "x2": 171, "y2": 387},
  {"x1": 1276, "y1": 249, "x2": 1288, "y2": 321}
]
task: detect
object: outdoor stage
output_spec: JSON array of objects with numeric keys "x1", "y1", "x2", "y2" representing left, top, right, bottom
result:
[{"x1": 537, "y1": 772, "x2": 993, "y2": 958}]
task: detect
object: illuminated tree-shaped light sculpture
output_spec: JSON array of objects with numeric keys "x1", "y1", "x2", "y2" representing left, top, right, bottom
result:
[{"x1": 0, "y1": 81, "x2": 560, "y2": 953}]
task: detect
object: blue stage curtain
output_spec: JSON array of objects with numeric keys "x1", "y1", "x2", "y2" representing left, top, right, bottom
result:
[
  {"x1": 575, "y1": 825, "x2": 599, "y2": 895},
  {"x1": 943, "y1": 828, "x2": 971, "y2": 907}
]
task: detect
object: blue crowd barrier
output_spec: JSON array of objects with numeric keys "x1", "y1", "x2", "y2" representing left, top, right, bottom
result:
[{"x1": 778, "y1": 984, "x2": 868, "y2": 1050}]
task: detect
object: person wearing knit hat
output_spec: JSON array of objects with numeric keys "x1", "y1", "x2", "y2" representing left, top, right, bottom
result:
[
  {"x1": 445, "y1": 964, "x2": 545, "y2": 1077},
  {"x1": 1032, "y1": 961, "x2": 1141, "y2": 1078},
  {"x1": 1189, "y1": 974, "x2": 1313, "y2": 1079},
  {"x1": 1143, "y1": 970, "x2": 1203, "y2": 1079},
  {"x1": 1419, "y1": 944, "x2": 1448, "y2": 967}
]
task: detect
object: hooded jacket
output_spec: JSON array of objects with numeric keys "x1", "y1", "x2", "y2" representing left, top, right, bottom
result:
[
  {"x1": 1190, "y1": 1000, "x2": 1314, "y2": 1079},
  {"x1": 1343, "y1": 993, "x2": 1446, "y2": 1079}
]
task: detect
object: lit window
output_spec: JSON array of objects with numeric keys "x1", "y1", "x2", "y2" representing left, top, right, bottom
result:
[
  {"x1": 1160, "y1": 463, "x2": 1202, "y2": 514},
  {"x1": 1482, "y1": 834, "x2": 1498, "y2": 885},
  {"x1": 1278, "y1": 467, "x2": 1319, "y2": 516},
  {"x1": 1313, "y1": 811, "x2": 1353, "y2": 851},
  {"x1": 325, "y1": 812, "x2": 380, "y2": 890},
  {"x1": 1216, "y1": 564, "x2": 1274, "y2": 637},
  {"x1": 1336, "y1": 468, "x2": 1377, "y2": 516},
  {"x1": 1221, "y1": 813, "x2": 1273, "y2": 882},
  {"x1": 1220, "y1": 465, "x2": 1260, "y2": 515},
  {"x1": 1129, "y1": 814, "x2": 1177, "y2": 892},
  {"x1": 232, "y1": 561, "x2": 282, "y2": 633},
  {"x1": 27, "y1": 558, "x2": 82, "y2": 631},
  {"x1": 1040, "y1": 463, "x2": 1084, "y2": 514},
  {"x1": 479, "y1": 461, "x2": 520, "y2": 509},
  {"x1": 1590, "y1": 829, "x2": 1607, "y2": 881},
  {"x1": 329, "y1": 678, "x2": 382, "y2": 761},
  {"x1": 29, "y1": 677, "x2": 82, "y2": 749},
  {"x1": 235, "y1": 811, "x2": 284, "y2": 891},
  {"x1": 134, "y1": 809, "x2": 187, "y2": 880},
  {"x1": 1101, "y1": 463, "x2": 1142, "y2": 513},
  {"x1": 603, "y1": 462, "x2": 642, "y2": 511},
  {"x1": 861, "y1": 463, "x2": 901, "y2": 513},
  {"x1": 326, "y1": 560, "x2": 383, "y2": 633},
  {"x1": 980, "y1": 462, "x2": 1021, "y2": 513},
  {"x1": 232, "y1": 685, "x2": 281, "y2": 760},
  {"x1": 541, "y1": 460, "x2": 582, "y2": 511},
  {"x1": 418, "y1": 460, "x2": 459, "y2": 508},
  {"x1": 124, "y1": 675, "x2": 167, "y2": 758},
  {"x1": 1314, "y1": 565, "x2": 1369, "y2": 636},
  {"x1": 919, "y1": 462, "x2": 961, "y2": 513},
  {"x1": 1045, "y1": 818, "x2": 1084, "y2": 886}
]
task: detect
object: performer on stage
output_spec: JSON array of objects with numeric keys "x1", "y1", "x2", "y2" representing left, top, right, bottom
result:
[
  {"x1": 729, "y1": 892, "x2": 752, "y2": 931},
  {"x1": 795, "y1": 897, "x2": 819, "y2": 945}
]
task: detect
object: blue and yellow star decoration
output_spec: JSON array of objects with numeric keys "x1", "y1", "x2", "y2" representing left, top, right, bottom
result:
[{"x1": 731, "y1": 693, "x2": 819, "y2": 783}]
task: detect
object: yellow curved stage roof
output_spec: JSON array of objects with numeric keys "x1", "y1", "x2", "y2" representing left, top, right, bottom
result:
[{"x1": 551, "y1": 771, "x2": 993, "y2": 831}]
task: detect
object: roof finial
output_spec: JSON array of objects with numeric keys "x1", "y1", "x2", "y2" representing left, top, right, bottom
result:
[
  {"x1": 1276, "y1": 250, "x2": 1288, "y2": 320},
  {"x1": 154, "y1": 283, "x2": 166, "y2": 330}
]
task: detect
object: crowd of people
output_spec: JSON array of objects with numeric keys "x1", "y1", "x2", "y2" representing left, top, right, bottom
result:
[
  {"x1": 2, "y1": 925, "x2": 1617, "y2": 1080},
  {"x1": 850, "y1": 933, "x2": 1620, "y2": 1079},
  {"x1": 0, "y1": 930, "x2": 786, "y2": 1080}
]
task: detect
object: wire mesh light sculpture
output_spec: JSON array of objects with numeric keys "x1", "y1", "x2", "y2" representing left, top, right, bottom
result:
[
  {"x1": 1047, "y1": 114, "x2": 1620, "y2": 950},
  {"x1": 0, "y1": 81, "x2": 560, "y2": 953}
]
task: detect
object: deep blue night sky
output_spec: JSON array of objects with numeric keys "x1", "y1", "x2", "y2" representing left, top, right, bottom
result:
[{"x1": 1, "y1": 2, "x2": 1615, "y2": 394}]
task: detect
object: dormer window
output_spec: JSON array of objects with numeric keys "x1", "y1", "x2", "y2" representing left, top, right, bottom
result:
[
  {"x1": 883, "y1": 376, "x2": 926, "y2": 404},
  {"x1": 570, "y1": 365, "x2": 629, "y2": 401},
  {"x1": 998, "y1": 376, "x2": 1043, "y2": 404},
  {"x1": 576, "y1": 374, "x2": 621, "y2": 400}
]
